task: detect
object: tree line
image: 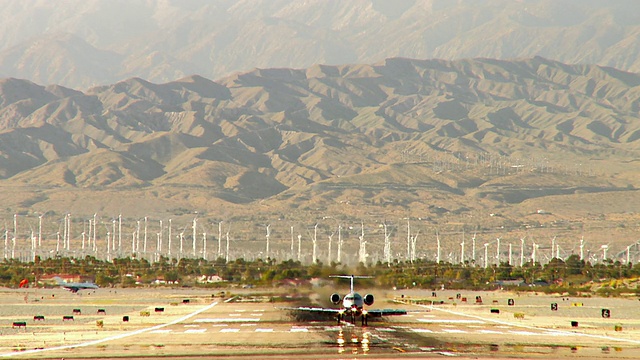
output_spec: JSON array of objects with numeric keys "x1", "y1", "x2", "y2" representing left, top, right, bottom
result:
[{"x1": 3, "y1": 254, "x2": 640, "y2": 294}]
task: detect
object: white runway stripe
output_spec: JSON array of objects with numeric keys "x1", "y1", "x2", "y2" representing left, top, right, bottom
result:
[
  {"x1": 255, "y1": 328, "x2": 273, "y2": 332},
  {"x1": 442, "y1": 329, "x2": 467, "y2": 333},
  {"x1": 195, "y1": 318, "x2": 261, "y2": 323},
  {"x1": 509, "y1": 330, "x2": 542, "y2": 336},
  {"x1": 377, "y1": 328, "x2": 396, "y2": 332},
  {"x1": 220, "y1": 328, "x2": 239, "y2": 333},
  {"x1": 290, "y1": 327, "x2": 309, "y2": 332},
  {"x1": 185, "y1": 329, "x2": 207, "y2": 334},
  {"x1": 412, "y1": 329, "x2": 434, "y2": 333},
  {"x1": 417, "y1": 319, "x2": 484, "y2": 324}
]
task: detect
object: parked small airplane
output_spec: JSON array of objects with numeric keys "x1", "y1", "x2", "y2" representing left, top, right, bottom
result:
[
  {"x1": 281, "y1": 275, "x2": 407, "y2": 326},
  {"x1": 53, "y1": 277, "x2": 99, "y2": 293}
]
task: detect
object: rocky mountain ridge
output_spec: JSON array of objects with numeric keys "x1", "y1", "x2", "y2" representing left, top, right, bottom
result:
[
  {"x1": 1, "y1": 0, "x2": 639, "y2": 89},
  {"x1": 0, "y1": 57, "x2": 639, "y2": 224}
]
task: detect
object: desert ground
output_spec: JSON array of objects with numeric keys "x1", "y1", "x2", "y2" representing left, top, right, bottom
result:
[{"x1": 0, "y1": 286, "x2": 639, "y2": 359}]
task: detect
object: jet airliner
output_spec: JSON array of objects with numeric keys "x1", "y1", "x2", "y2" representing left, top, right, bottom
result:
[{"x1": 281, "y1": 275, "x2": 407, "y2": 326}]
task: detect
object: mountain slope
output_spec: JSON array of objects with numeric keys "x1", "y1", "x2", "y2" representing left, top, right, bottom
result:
[
  {"x1": 0, "y1": 57, "x2": 640, "y2": 222},
  {"x1": 1, "y1": 1, "x2": 640, "y2": 88}
]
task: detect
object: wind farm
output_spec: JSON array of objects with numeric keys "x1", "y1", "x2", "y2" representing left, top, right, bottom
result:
[{"x1": 3, "y1": 211, "x2": 640, "y2": 269}]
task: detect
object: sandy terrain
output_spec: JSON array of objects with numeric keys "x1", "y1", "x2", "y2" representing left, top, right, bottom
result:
[{"x1": 0, "y1": 286, "x2": 639, "y2": 359}]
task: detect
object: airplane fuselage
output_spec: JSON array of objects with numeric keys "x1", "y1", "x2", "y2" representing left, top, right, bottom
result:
[{"x1": 341, "y1": 292, "x2": 364, "y2": 316}]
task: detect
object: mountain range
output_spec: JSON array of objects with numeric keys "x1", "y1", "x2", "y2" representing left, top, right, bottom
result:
[
  {"x1": 1, "y1": 56, "x2": 640, "y2": 233},
  {"x1": 1, "y1": 0, "x2": 639, "y2": 89}
]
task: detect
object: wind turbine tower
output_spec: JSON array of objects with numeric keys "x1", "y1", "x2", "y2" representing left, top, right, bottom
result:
[
  {"x1": 111, "y1": 219, "x2": 116, "y2": 252},
  {"x1": 143, "y1": 217, "x2": 148, "y2": 254},
  {"x1": 520, "y1": 237, "x2": 526, "y2": 267},
  {"x1": 410, "y1": 231, "x2": 419, "y2": 263},
  {"x1": 483, "y1": 243, "x2": 489, "y2": 269},
  {"x1": 383, "y1": 222, "x2": 391, "y2": 264},
  {"x1": 265, "y1": 224, "x2": 271, "y2": 259},
  {"x1": 472, "y1": 233, "x2": 477, "y2": 265},
  {"x1": 202, "y1": 232, "x2": 206, "y2": 260},
  {"x1": 217, "y1": 221, "x2": 222, "y2": 259},
  {"x1": 358, "y1": 222, "x2": 367, "y2": 264},
  {"x1": 327, "y1": 232, "x2": 333, "y2": 264},
  {"x1": 312, "y1": 223, "x2": 318, "y2": 264},
  {"x1": 436, "y1": 230, "x2": 441, "y2": 263},
  {"x1": 136, "y1": 220, "x2": 140, "y2": 254},
  {"x1": 168, "y1": 219, "x2": 172, "y2": 258},
  {"x1": 601, "y1": 244, "x2": 609, "y2": 262},
  {"x1": 626, "y1": 245, "x2": 631, "y2": 264},
  {"x1": 297, "y1": 234, "x2": 302, "y2": 261},
  {"x1": 337, "y1": 224, "x2": 342, "y2": 264},
  {"x1": 406, "y1": 219, "x2": 411, "y2": 260},
  {"x1": 290, "y1": 226, "x2": 294, "y2": 260},
  {"x1": 118, "y1": 214, "x2": 122, "y2": 255},
  {"x1": 225, "y1": 231, "x2": 230, "y2": 262},
  {"x1": 192, "y1": 217, "x2": 197, "y2": 257}
]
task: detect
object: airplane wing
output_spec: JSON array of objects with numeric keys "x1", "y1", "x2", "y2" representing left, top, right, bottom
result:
[
  {"x1": 278, "y1": 306, "x2": 341, "y2": 313},
  {"x1": 366, "y1": 309, "x2": 408, "y2": 317},
  {"x1": 63, "y1": 286, "x2": 80, "y2": 293}
]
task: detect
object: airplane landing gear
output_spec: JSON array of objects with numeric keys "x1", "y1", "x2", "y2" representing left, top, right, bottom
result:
[{"x1": 361, "y1": 314, "x2": 368, "y2": 326}]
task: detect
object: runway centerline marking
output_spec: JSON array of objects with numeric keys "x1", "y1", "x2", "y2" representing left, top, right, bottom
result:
[{"x1": 0, "y1": 300, "x2": 221, "y2": 358}]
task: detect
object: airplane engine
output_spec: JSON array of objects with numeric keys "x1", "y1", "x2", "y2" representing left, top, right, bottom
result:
[
  {"x1": 330, "y1": 293, "x2": 341, "y2": 304},
  {"x1": 364, "y1": 294, "x2": 374, "y2": 306}
]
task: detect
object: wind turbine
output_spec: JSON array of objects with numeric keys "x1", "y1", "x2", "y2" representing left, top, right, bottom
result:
[
  {"x1": 192, "y1": 216, "x2": 198, "y2": 257},
  {"x1": 383, "y1": 222, "x2": 391, "y2": 265},
  {"x1": 297, "y1": 234, "x2": 302, "y2": 262},
  {"x1": 410, "y1": 231, "x2": 419, "y2": 263},
  {"x1": 471, "y1": 232, "x2": 477, "y2": 265},
  {"x1": 520, "y1": 236, "x2": 526, "y2": 267},
  {"x1": 601, "y1": 244, "x2": 610, "y2": 262},
  {"x1": 336, "y1": 224, "x2": 343, "y2": 264},
  {"x1": 312, "y1": 223, "x2": 318, "y2": 264},
  {"x1": 436, "y1": 229, "x2": 441, "y2": 263},
  {"x1": 290, "y1": 226, "x2": 295, "y2": 260},
  {"x1": 265, "y1": 224, "x2": 271, "y2": 259},
  {"x1": 358, "y1": 222, "x2": 367, "y2": 264},
  {"x1": 168, "y1": 219, "x2": 172, "y2": 258},
  {"x1": 217, "y1": 221, "x2": 222, "y2": 259},
  {"x1": 483, "y1": 243, "x2": 489, "y2": 269}
]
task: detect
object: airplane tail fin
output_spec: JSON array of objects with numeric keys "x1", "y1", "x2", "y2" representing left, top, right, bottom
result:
[{"x1": 329, "y1": 275, "x2": 373, "y2": 293}]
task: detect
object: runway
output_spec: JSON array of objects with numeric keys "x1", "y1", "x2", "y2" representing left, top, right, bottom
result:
[{"x1": 2, "y1": 288, "x2": 640, "y2": 359}]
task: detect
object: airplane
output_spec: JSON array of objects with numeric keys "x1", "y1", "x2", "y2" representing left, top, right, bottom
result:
[
  {"x1": 53, "y1": 276, "x2": 99, "y2": 293},
  {"x1": 281, "y1": 275, "x2": 407, "y2": 326}
]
